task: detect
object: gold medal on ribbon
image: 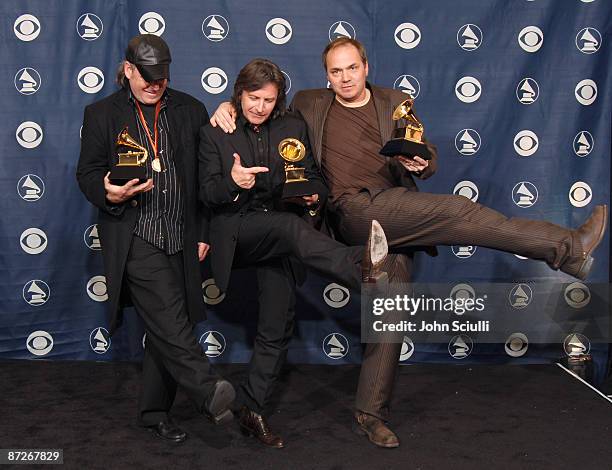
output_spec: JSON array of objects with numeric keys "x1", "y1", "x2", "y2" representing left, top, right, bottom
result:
[{"x1": 151, "y1": 158, "x2": 162, "y2": 173}]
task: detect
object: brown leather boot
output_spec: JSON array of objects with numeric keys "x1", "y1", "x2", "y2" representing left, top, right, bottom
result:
[
  {"x1": 353, "y1": 412, "x2": 400, "y2": 448},
  {"x1": 362, "y1": 220, "x2": 389, "y2": 283},
  {"x1": 239, "y1": 406, "x2": 284, "y2": 448},
  {"x1": 561, "y1": 204, "x2": 608, "y2": 280}
]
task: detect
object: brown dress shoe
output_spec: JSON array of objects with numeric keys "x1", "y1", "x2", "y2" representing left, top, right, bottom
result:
[
  {"x1": 561, "y1": 204, "x2": 608, "y2": 280},
  {"x1": 239, "y1": 407, "x2": 284, "y2": 448},
  {"x1": 362, "y1": 220, "x2": 389, "y2": 283},
  {"x1": 353, "y1": 412, "x2": 400, "y2": 448}
]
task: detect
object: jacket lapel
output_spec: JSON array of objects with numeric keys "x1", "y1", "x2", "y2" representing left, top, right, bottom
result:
[
  {"x1": 165, "y1": 93, "x2": 185, "y2": 174},
  {"x1": 111, "y1": 90, "x2": 138, "y2": 138},
  {"x1": 311, "y1": 90, "x2": 334, "y2": 166},
  {"x1": 268, "y1": 117, "x2": 289, "y2": 183},
  {"x1": 371, "y1": 84, "x2": 396, "y2": 145},
  {"x1": 228, "y1": 127, "x2": 255, "y2": 167}
]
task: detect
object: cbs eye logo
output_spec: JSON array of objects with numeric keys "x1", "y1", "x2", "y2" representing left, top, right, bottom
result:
[
  {"x1": 453, "y1": 180, "x2": 479, "y2": 202},
  {"x1": 455, "y1": 77, "x2": 481, "y2": 103},
  {"x1": 323, "y1": 283, "x2": 350, "y2": 308},
  {"x1": 329, "y1": 21, "x2": 356, "y2": 41},
  {"x1": 568, "y1": 181, "x2": 592, "y2": 207},
  {"x1": 14, "y1": 14, "x2": 41, "y2": 41},
  {"x1": 513, "y1": 130, "x2": 539, "y2": 157},
  {"x1": 575, "y1": 79, "x2": 597, "y2": 105},
  {"x1": 139, "y1": 12, "x2": 165, "y2": 36},
  {"x1": 202, "y1": 278, "x2": 226, "y2": 305},
  {"x1": 518, "y1": 26, "x2": 543, "y2": 52},
  {"x1": 16, "y1": 121, "x2": 43, "y2": 149},
  {"x1": 77, "y1": 67, "x2": 104, "y2": 94},
  {"x1": 87, "y1": 275, "x2": 108, "y2": 302},
  {"x1": 399, "y1": 336, "x2": 415, "y2": 361},
  {"x1": 394, "y1": 22, "x2": 421, "y2": 49},
  {"x1": 505, "y1": 333, "x2": 528, "y2": 357},
  {"x1": 449, "y1": 284, "x2": 475, "y2": 315},
  {"x1": 282, "y1": 71, "x2": 292, "y2": 94},
  {"x1": 266, "y1": 18, "x2": 292, "y2": 44},
  {"x1": 393, "y1": 75, "x2": 420, "y2": 99},
  {"x1": 27, "y1": 330, "x2": 53, "y2": 356},
  {"x1": 201, "y1": 67, "x2": 228, "y2": 94},
  {"x1": 564, "y1": 282, "x2": 590, "y2": 308},
  {"x1": 20, "y1": 228, "x2": 47, "y2": 254}
]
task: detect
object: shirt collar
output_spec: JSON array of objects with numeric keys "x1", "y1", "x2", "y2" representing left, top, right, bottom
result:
[{"x1": 238, "y1": 114, "x2": 269, "y2": 132}]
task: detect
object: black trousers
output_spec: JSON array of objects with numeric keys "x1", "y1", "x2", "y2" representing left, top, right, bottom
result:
[
  {"x1": 232, "y1": 211, "x2": 363, "y2": 415},
  {"x1": 125, "y1": 236, "x2": 218, "y2": 426}
]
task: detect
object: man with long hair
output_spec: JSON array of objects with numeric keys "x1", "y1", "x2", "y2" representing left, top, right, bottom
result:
[{"x1": 199, "y1": 58, "x2": 388, "y2": 448}]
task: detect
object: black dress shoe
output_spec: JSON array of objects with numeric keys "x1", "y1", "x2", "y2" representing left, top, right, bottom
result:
[
  {"x1": 239, "y1": 406, "x2": 284, "y2": 448},
  {"x1": 203, "y1": 379, "x2": 236, "y2": 425},
  {"x1": 561, "y1": 204, "x2": 608, "y2": 279},
  {"x1": 148, "y1": 419, "x2": 187, "y2": 443},
  {"x1": 362, "y1": 220, "x2": 389, "y2": 283}
]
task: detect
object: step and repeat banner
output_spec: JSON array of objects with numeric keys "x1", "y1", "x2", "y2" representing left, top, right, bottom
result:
[{"x1": 0, "y1": 1, "x2": 610, "y2": 375}]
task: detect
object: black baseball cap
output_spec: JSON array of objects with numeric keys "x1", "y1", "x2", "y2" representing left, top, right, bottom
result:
[{"x1": 125, "y1": 34, "x2": 171, "y2": 82}]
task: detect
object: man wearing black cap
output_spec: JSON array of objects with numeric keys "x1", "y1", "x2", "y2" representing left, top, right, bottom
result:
[{"x1": 77, "y1": 34, "x2": 235, "y2": 443}]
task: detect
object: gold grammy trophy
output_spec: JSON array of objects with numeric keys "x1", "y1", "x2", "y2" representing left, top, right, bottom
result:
[
  {"x1": 279, "y1": 138, "x2": 322, "y2": 198},
  {"x1": 109, "y1": 127, "x2": 148, "y2": 183},
  {"x1": 379, "y1": 98, "x2": 433, "y2": 160}
]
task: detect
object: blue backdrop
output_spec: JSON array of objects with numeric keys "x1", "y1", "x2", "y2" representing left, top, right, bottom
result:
[{"x1": 0, "y1": 1, "x2": 610, "y2": 376}]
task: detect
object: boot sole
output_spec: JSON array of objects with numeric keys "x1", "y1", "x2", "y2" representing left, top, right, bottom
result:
[{"x1": 205, "y1": 381, "x2": 235, "y2": 425}]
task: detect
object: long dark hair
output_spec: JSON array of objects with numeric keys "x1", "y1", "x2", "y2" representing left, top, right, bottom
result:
[
  {"x1": 230, "y1": 58, "x2": 286, "y2": 120},
  {"x1": 116, "y1": 60, "x2": 129, "y2": 88}
]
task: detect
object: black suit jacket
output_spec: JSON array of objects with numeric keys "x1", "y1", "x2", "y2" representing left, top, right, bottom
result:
[
  {"x1": 199, "y1": 112, "x2": 325, "y2": 292},
  {"x1": 76, "y1": 87, "x2": 210, "y2": 333}
]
